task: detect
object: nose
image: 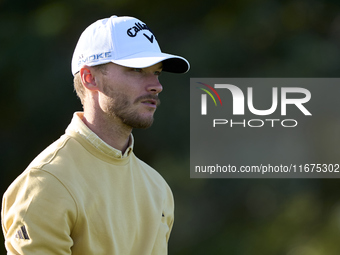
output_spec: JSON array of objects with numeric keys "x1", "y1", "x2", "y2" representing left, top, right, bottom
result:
[{"x1": 147, "y1": 76, "x2": 163, "y2": 94}]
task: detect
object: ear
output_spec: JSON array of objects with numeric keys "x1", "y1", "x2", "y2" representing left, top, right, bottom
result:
[{"x1": 80, "y1": 66, "x2": 99, "y2": 91}]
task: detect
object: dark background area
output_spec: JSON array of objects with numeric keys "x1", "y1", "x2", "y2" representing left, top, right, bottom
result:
[{"x1": 2, "y1": 0, "x2": 340, "y2": 254}]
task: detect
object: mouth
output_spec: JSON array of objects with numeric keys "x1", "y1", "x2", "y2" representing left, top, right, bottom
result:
[
  {"x1": 142, "y1": 99, "x2": 157, "y2": 105},
  {"x1": 141, "y1": 99, "x2": 158, "y2": 108},
  {"x1": 137, "y1": 95, "x2": 161, "y2": 109}
]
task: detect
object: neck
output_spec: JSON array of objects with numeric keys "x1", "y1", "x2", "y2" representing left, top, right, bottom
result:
[{"x1": 82, "y1": 110, "x2": 132, "y2": 154}]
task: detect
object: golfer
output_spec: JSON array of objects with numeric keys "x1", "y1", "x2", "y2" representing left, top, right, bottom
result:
[{"x1": 2, "y1": 15, "x2": 189, "y2": 255}]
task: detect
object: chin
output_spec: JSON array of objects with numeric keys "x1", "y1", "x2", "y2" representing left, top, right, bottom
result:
[{"x1": 122, "y1": 115, "x2": 155, "y2": 129}]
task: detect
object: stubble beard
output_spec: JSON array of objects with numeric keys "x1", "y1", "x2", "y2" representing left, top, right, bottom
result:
[{"x1": 103, "y1": 87, "x2": 160, "y2": 129}]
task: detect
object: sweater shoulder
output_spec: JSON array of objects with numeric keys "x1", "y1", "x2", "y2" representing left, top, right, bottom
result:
[{"x1": 27, "y1": 134, "x2": 71, "y2": 170}]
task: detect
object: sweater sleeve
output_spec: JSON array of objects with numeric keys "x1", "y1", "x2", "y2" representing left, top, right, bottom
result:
[
  {"x1": 165, "y1": 183, "x2": 175, "y2": 243},
  {"x1": 2, "y1": 168, "x2": 78, "y2": 255}
]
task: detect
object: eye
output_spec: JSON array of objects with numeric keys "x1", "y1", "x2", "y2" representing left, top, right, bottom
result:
[
  {"x1": 132, "y1": 68, "x2": 143, "y2": 73},
  {"x1": 154, "y1": 70, "x2": 162, "y2": 76}
]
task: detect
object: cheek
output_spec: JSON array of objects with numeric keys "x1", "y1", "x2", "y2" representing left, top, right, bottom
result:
[
  {"x1": 103, "y1": 91, "x2": 132, "y2": 111},
  {"x1": 98, "y1": 94, "x2": 116, "y2": 111},
  {"x1": 101, "y1": 79, "x2": 138, "y2": 106}
]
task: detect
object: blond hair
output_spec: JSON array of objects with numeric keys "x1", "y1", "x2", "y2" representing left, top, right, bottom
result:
[{"x1": 73, "y1": 73, "x2": 86, "y2": 106}]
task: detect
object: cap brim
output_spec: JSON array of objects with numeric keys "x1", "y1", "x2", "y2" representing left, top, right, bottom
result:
[{"x1": 112, "y1": 51, "x2": 190, "y2": 74}]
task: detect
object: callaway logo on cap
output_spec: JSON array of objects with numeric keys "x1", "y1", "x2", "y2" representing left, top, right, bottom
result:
[{"x1": 71, "y1": 15, "x2": 190, "y2": 75}]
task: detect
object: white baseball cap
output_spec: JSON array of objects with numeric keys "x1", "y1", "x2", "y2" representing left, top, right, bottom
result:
[{"x1": 71, "y1": 15, "x2": 190, "y2": 75}]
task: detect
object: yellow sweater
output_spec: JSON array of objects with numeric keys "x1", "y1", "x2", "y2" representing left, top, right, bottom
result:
[{"x1": 2, "y1": 113, "x2": 174, "y2": 255}]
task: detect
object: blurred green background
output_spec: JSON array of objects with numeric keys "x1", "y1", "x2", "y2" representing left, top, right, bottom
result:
[{"x1": 2, "y1": 0, "x2": 340, "y2": 254}]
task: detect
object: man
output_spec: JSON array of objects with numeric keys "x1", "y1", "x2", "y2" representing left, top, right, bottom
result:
[{"x1": 2, "y1": 15, "x2": 189, "y2": 254}]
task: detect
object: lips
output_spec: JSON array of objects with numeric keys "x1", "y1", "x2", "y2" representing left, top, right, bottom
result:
[
  {"x1": 141, "y1": 100, "x2": 158, "y2": 109},
  {"x1": 137, "y1": 95, "x2": 161, "y2": 107},
  {"x1": 141, "y1": 99, "x2": 157, "y2": 105}
]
